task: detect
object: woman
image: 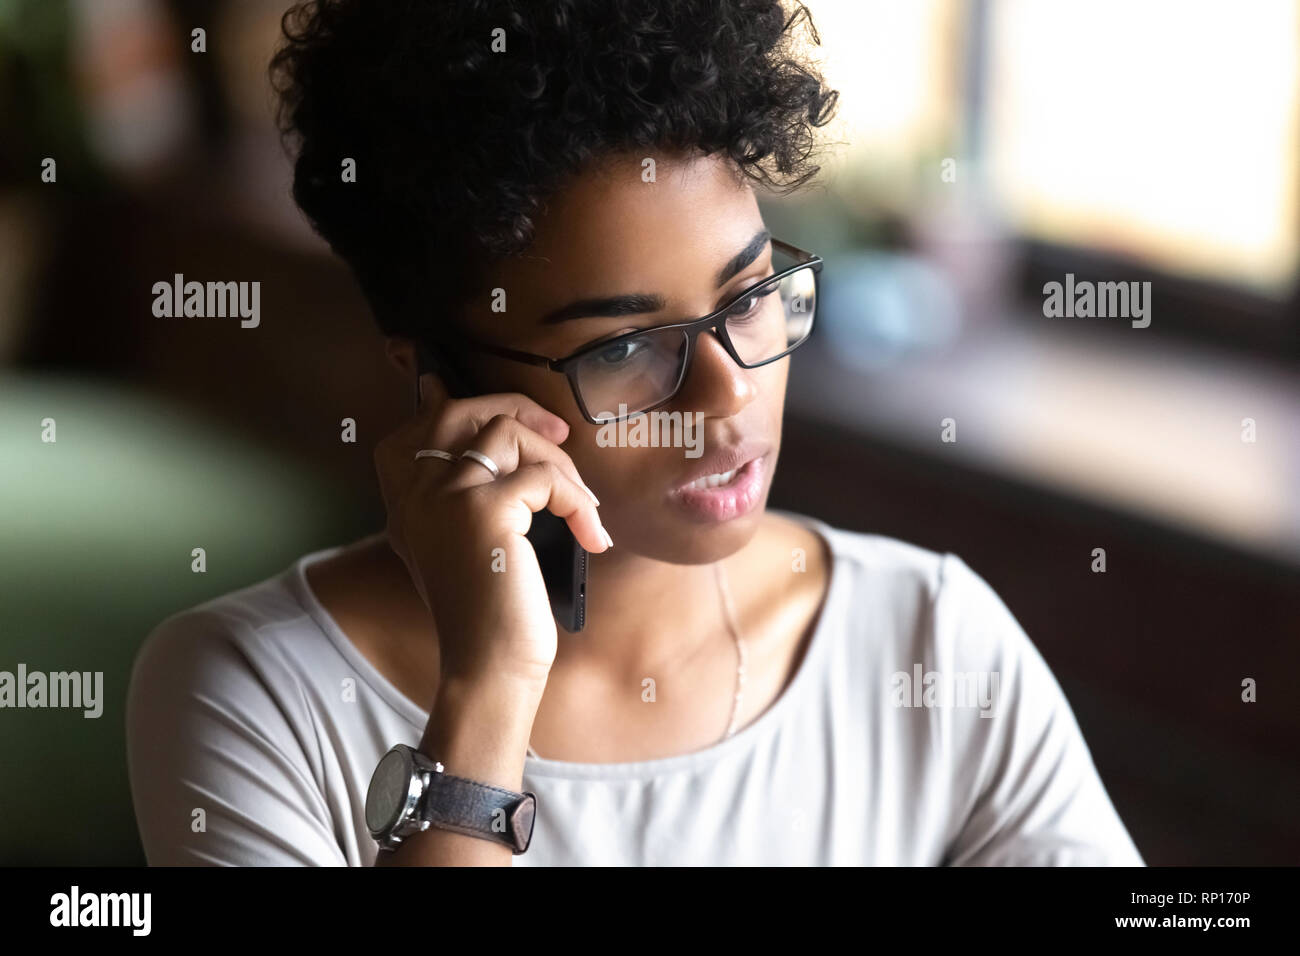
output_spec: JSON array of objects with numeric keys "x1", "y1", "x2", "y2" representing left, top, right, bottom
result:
[{"x1": 126, "y1": 0, "x2": 1144, "y2": 866}]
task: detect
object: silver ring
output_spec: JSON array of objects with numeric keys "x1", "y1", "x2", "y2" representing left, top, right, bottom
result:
[
  {"x1": 414, "y1": 448, "x2": 459, "y2": 464},
  {"x1": 459, "y1": 449, "x2": 500, "y2": 479}
]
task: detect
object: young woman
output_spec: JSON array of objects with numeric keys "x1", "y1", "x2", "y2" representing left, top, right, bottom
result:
[{"x1": 126, "y1": 0, "x2": 1143, "y2": 866}]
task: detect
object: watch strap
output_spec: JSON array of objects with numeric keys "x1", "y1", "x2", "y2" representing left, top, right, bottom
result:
[{"x1": 422, "y1": 770, "x2": 537, "y2": 854}]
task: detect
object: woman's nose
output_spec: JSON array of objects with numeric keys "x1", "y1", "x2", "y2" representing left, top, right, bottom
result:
[{"x1": 674, "y1": 328, "x2": 758, "y2": 417}]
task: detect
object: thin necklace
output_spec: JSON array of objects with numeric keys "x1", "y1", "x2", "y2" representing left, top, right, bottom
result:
[
  {"x1": 526, "y1": 561, "x2": 747, "y2": 759},
  {"x1": 716, "y1": 558, "x2": 748, "y2": 739}
]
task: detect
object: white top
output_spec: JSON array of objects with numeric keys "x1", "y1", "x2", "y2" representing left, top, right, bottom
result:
[{"x1": 125, "y1": 511, "x2": 1144, "y2": 866}]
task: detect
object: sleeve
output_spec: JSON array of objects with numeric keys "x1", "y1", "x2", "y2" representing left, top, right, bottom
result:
[
  {"x1": 932, "y1": 555, "x2": 1145, "y2": 866},
  {"x1": 125, "y1": 611, "x2": 348, "y2": 866}
]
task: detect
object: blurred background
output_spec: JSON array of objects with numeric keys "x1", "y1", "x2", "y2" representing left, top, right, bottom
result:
[{"x1": 1, "y1": 0, "x2": 1296, "y2": 866}]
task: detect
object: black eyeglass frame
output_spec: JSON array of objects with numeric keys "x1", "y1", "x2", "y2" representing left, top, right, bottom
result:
[{"x1": 419, "y1": 237, "x2": 822, "y2": 425}]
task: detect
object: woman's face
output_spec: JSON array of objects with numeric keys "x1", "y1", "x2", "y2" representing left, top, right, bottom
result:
[{"x1": 457, "y1": 150, "x2": 788, "y2": 565}]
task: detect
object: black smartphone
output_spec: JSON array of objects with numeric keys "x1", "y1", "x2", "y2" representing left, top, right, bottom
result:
[{"x1": 413, "y1": 341, "x2": 587, "y2": 633}]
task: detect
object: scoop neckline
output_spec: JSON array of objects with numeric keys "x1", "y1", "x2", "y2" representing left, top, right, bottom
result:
[{"x1": 286, "y1": 510, "x2": 842, "y2": 781}]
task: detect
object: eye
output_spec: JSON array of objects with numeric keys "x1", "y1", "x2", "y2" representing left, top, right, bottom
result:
[
  {"x1": 726, "y1": 282, "x2": 779, "y2": 321},
  {"x1": 594, "y1": 337, "x2": 644, "y2": 367}
]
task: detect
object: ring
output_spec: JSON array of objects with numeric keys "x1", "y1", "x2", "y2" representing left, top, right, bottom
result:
[
  {"x1": 459, "y1": 449, "x2": 500, "y2": 479},
  {"x1": 414, "y1": 449, "x2": 458, "y2": 463}
]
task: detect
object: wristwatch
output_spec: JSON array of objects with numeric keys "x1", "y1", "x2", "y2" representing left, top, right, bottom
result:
[{"x1": 365, "y1": 743, "x2": 537, "y2": 854}]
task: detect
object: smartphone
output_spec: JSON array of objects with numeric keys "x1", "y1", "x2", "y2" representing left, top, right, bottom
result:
[{"x1": 413, "y1": 340, "x2": 587, "y2": 633}]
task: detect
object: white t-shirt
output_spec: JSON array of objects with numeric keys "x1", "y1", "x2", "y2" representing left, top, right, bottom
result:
[{"x1": 125, "y1": 511, "x2": 1144, "y2": 866}]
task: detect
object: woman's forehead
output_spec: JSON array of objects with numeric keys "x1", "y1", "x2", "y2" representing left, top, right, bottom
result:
[{"x1": 495, "y1": 156, "x2": 762, "y2": 293}]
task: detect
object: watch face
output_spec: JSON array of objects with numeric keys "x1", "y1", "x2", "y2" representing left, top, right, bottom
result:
[{"x1": 365, "y1": 748, "x2": 412, "y2": 834}]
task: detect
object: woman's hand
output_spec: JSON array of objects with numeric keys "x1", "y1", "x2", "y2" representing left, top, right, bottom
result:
[{"x1": 374, "y1": 373, "x2": 611, "y2": 689}]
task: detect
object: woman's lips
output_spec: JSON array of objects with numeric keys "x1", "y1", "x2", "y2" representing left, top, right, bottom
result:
[{"x1": 667, "y1": 455, "x2": 766, "y2": 523}]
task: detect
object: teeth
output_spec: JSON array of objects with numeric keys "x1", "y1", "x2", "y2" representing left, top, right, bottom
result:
[{"x1": 686, "y1": 467, "x2": 738, "y2": 491}]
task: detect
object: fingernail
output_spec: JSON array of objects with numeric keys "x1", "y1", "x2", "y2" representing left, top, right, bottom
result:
[
  {"x1": 599, "y1": 526, "x2": 613, "y2": 549},
  {"x1": 581, "y1": 482, "x2": 600, "y2": 507}
]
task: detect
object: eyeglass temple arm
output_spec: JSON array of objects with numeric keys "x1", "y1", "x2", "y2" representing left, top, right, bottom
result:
[
  {"x1": 771, "y1": 236, "x2": 812, "y2": 262},
  {"x1": 472, "y1": 342, "x2": 559, "y2": 369}
]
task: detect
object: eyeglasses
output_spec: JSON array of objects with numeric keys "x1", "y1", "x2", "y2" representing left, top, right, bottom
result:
[{"x1": 419, "y1": 237, "x2": 821, "y2": 425}]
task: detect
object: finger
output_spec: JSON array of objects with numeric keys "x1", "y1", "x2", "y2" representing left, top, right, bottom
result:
[
  {"x1": 391, "y1": 389, "x2": 571, "y2": 466},
  {"x1": 440, "y1": 413, "x2": 599, "y2": 506},
  {"x1": 411, "y1": 381, "x2": 569, "y2": 446},
  {"x1": 485, "y1": 460, "x2": 612, "y2": 554},
  {"x1": 458, "y1": 393, "x2": 569, "y2": 447}
]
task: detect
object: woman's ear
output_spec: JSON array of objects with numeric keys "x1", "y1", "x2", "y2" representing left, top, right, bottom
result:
[{"x1": 385, "y1": 337, "x2": 418, "y2": 377}]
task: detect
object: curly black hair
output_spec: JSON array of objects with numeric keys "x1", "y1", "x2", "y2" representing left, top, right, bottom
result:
[{"x1": 269, "y1": 0, "x2": 839, "y2": 340}]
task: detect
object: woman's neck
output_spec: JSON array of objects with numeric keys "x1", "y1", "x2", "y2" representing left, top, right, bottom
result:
[
  {"x1": 560, "y1": 529, "x2": 762, "y2": 680},
  {"x1": 363, "y1": 513, "x2": 781, "y2": 686}
]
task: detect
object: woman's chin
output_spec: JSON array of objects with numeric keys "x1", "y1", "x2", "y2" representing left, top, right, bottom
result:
[{"x1": 603, "y1": 501, "x2": 770, "y2": 565}]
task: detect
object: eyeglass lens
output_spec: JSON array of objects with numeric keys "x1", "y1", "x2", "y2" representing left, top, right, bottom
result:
[{"x1": 581, "y1": 262, "x2": 817, "y2": 422}]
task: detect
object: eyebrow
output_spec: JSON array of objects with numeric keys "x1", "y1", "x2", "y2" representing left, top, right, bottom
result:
[{"x1": 538, "y1": 228, "x2": 771, "y2": 325}]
